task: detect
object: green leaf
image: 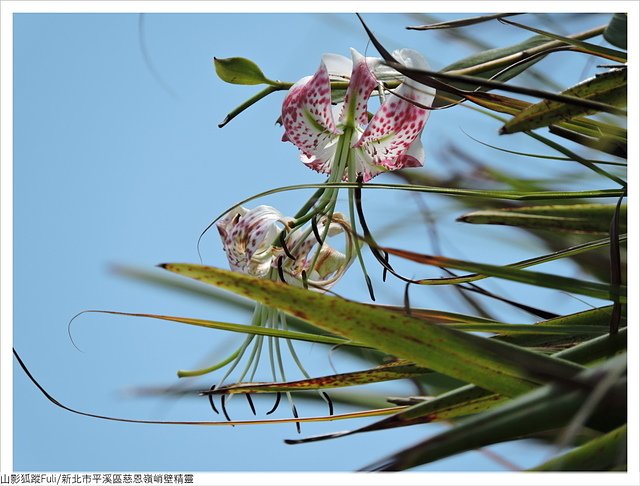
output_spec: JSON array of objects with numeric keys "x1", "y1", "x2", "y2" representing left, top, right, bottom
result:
[
  {"x1": 407, "y1": 13, "x2": 521, "y2": 30},
  {"x1": 80, "y1": 309, "x2": 351, "y2": 347},
  {"x1": 457, "y1": 204, "x2": 628, "y2": 234},
  {"x1": 499, "y1": 18, "x2": 627, "y2": 62},
  {"x1": 160, "y1": 264, "x2": 585, "y2": 398},
  {"x1": 360, "y1": 355, "x2": 626, "y2": 471},
  {"x1": 209, "y1": 360, "x2": 431, "y2": 395},
  {"x1": 604, "y1": 14, "x2": 627, "y2": 50},
  {"x1": 530, "y1": 425, "x2": 627, "y2": 471},
  {"x1": 387, "y1": 62, "x2": 627, "y2": 117},
  {"x1": 384, "y1": 247, "x2": 627, "y2": 303},
  {"x1": 288, "y1": 328, "x2": 626, "y2": 444},
  {"x1": 213, "y1": 57, "x2": 272, "y2": 85},
  {"x1": 501, "y1": 68, "x2": 627, "y2": 134}
]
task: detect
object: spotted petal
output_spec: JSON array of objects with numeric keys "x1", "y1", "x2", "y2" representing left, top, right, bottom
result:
[
  {"x1": 354, "y1": 49, "x2": 435, "y2": 181},
  {"x1": 217, "y1": 205, "x2": 290, "y2": 277},
  {"x1": 281, "y1": 60, "x2": 340, "y2": 170},
  {"x1": 339, "y1": 48, "x2": 379, "y2": 128}
]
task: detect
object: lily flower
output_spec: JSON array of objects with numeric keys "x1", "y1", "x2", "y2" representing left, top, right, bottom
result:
[
  {"x1": 216, "y1": 205, "x2": 291, "y2": 278},
  {"x1": 281, "y1": 48, "x2": 436, "y2": 182},
  {"x1": 217, "y1": 205, "x2": 353, "y2": 290}
]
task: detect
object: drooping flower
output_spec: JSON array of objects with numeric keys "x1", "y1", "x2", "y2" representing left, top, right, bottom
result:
[
  {"x1": 216, "y1": 205, "x2": 291, "y2": 278},
  {"x1": 281, "y1": 48, "x2": 436, "y2": 182},
  {"x1": 216, "y1": 205, "x2": 353, "y2": 290}
]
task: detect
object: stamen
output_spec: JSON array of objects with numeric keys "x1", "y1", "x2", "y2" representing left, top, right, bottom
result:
[
  {"x1": 321, "y1": 391, "x2": 334, "y2": 416},
  {"x1": 277, "y1": 256, "x2": 286, "y2": 283},
  {"x1": 403, "y1": 282, "x2": 412, "y2": 316},
  {"x1": 311, "y1": 215, "x2": 323, "y2": 244},
  {"x1": 291, "y1": 404, "x2": 301, "y2": 434},
  {"x1": 279, "y1": 232, "x2": 296, "y2": 260},
  {"x1": 207, "y1": 384, "x2": 219, "y2": 414},
  {"x1": 220, "y1": 395, "x2": 233, "y2": 425},
  {"x1": 382, "y1": 251, "x2": 390, "y2": 282},
  {"x1": 365, "y1": 275, "x2": 376, "y2": 301},
  {"x1": 266, "y1": 392, "x2": 282, "y2": 415},
  {"x1": 245, "y1": 394, "x2": 257, "y2": 416}
]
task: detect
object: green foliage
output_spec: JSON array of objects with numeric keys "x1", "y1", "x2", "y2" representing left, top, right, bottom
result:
[
  {"x1": 174, "y1": 12, "x2": 629, "y2": 471},
  {"x1": 213, "y1": 56, "x2": 273, "y2": 85},
  {"x1": 38, "y1": 12, "x2": 628, "y2": 472}
]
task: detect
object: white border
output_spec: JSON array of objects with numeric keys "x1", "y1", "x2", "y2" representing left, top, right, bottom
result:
[{"x1": 1, "y1": 1, "x2": 638, "y2": 485}]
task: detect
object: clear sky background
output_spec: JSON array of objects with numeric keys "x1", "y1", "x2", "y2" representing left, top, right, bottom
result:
[{"x1": 10, "y1": 9, "x2": 625, "y2": 473}]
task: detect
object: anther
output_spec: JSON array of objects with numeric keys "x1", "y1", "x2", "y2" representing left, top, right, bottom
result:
[{"x1": 266, "y1": 392, "x2": 282, "y2": 415}]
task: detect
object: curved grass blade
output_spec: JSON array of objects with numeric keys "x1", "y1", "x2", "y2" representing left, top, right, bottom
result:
[
  {"x1": 457, "y1": 204, "x2": 627, "y2": 234},
  {"x1": 407, "y1": 13, "x2": 520, "y2": 30},
  {"x1": 206, "y1": 360, "x2": 431, "y2": 395},
  {"x1": 160, "y1": 264, "x2": 586, "y2": 398},
  {"x1": 530, "y1": 424, "x2": 627, "y2": 471},
  {"x1": 524, "y1": 130, "x2": 626, "y2": 186},
  {"x1": 549, "y1": 125, "x2": 627, "y2": 159},
  {"x1": 287, "y1": 328, "x2": 626, "y2": 445},
  {"x1": 501, "y1": 68, "x2": 627, "y2": 134},
  {"x1": 286, "y1": 385, "x2": 505, "y2": 445},
  {"x1": 76, "y1": 309, "x2": 353, "y2": 347},
  {"x1": 461, "y1": 130, "x2": 625, "y2": 166},
  {"x1": 382, "y1": 247, "x2": 627, "y2": 303},
  {"x1": 388, "y1": 235, "x2": 625, "y2": 288},
  {"x1": 361, "y1": 356, "x2": 626, "y2": 471},
  {"x1": 388, "y1": 62, "x2": 627, "y2": 117},
  {"x1": 379, "y1": 306, "x2": 497, "y2": 324},
  {"x1": 440, "y1": 27, "x2": 606, "y2": 77},
  {"x1": 14, "y1": 348, "x2": 404, "y2": 427},
  {"x1": 498, "y1": 17, "x2": 627, "y2": 62}
]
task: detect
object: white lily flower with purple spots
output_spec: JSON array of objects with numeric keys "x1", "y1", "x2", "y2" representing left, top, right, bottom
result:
[
  {"x1": 281, "y1": 48, "x2": 436, "y2": 182},
  {"x1": 216, "y1": 205, "x2": 353, "y2": 291}
]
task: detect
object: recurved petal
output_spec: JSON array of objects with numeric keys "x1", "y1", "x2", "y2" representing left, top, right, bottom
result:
[
  {"x1": 281, "y1": 62, "x2": 340, "y2": 162},
  {"x1": 321, "y1": 53, "x2": 352, "y2": 79},
  {"x1": 339, "y1": 48, "x2": 378, "y2": 127},
  {"x1": 218, "y1": 205, "x2": 289, "y2": 277},
  {"x1": 354, "y1": 49, "x2": 434, "y2": 178}
]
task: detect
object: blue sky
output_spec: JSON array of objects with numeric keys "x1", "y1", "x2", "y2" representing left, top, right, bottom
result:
[{"x1": 9, "y1": 9, "x2": 629, "y2": 474}]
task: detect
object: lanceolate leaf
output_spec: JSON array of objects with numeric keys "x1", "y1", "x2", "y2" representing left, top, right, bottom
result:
[
  {"x1": 361, "y1": 355, "x2": 626, "y2": 471},
  {"x1": 285, "y1": 326, "x2": 626, "y2": 445},
  {"x1": 213, "y1": 57, "x2": 272, "y2": 85},
  {"x1": 499, "y1": 17, "x2": 627, "y2": 62},
  {"x1": 501, "y1": 68, "x2": 627, "y2": 134},
  {"x1": 160, "y1": 264, "x2": 585, "y2": 398},
  {"x1": 407, "y1": 13, "x2": 521, "y2": 30},
  {"x1": 78, "y1": 310, "x2": 351, "y2": 347},
  {"x1": 457, "y1": 204, "x2": 628, "y2": 234},
  {"x1": 530, "y1": 424, "x2": 627, "y2": 471},
  {"x1": 382, "y1": 248, "x2": 627, "y2": 303},
  {"x1": 207, "y1": 360, "x2": 431, "y2": 395}
]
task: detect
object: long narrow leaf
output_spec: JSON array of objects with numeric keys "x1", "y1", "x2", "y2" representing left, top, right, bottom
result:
[
  {"x1": 457, "y1": 204, "x2": 627, "y2": 234},
  {"x1": 530, "y1": 425, "x2": 627, "y2": 471},
  {"x1": 207, "y1": 360, "x2": 431, "y2": 395},
  {"x1": 499, "y1": 17, "x2": 627, "y2": 62},
  {"x1": 286, "y1": 326, "x2": 626, "y2": 445},
  {"x1": 382, "y1": 247, "x2": 627, "y2": 303},
  {"x1": 407, "y1": 13, "x2": 521, "y2": 30},
  {"x1": 361, "y1": 355, "x2": 626, "y2": 471},
  {"x1": 160, "y1": 264, "x2": 586, "y2": 397},
  {"x1": 502, "y1": 68, "x2": 627, "y2": 134},
  {"x1": 78, "y1": 309, "x2": 352, "y2": 347}
]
